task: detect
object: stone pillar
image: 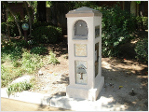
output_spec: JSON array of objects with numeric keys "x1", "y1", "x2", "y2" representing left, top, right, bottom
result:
[{"x1": 66, "y1": 7, "x2": 104, "y2": 101}]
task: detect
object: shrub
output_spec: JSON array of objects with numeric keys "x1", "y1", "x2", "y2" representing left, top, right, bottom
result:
[
  {"x1": 1, "y1": 65, "x2": 5, "y2": 76},
  {"x1": 7, "y1": 21, "x2": 20, "y2": 37},
  {"x1": 136, "y1": 17, "x2": 148, "y2": 30},
  {"x1": 32, "y1": 21, "x2": 54, "y2": 29},
  {"x1": 30, "y1": 45, "x2": 48, "y2": 55},
  {"x1": 134, "y1": 38, "x2": 148, "y2": 62},
  {"x1": 48, "y1": 51, "x2": 60, "y2": 65},
  {"x1": 100, "y1": 5, "x2": 136, "y2": 57},
  {"x1": 1, "y1": 41, "x2": 23, "y2": 64},
  {"x1": 7, "y1": 81, "x2": 32, "y2": 96},
  {"x1": 1, "y1": 22, "x2": 7, "y2": 34},
  {"x1": 22, "y1": 50, "x2": 43, "y2": 73},
  {"x1": 1, "y1": 66, "x2": 25, "y2": 87},
  {"x1": 32, "y1": 25, "x2": 62, "y2": 43}
]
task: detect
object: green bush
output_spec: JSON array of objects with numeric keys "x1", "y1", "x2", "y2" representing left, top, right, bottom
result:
[
  {"x1": 32, "y1": 25, "x2": 62, "y2": 43},
  {"x1": 7, "y1": 81, "x2": 32, "y2": 96},
  {"x1": 134, "y1": 38, "x2": 148, "y2": 62},
  {"x1": 1, "y1": 41, "x2": 23, "y2": 64},
  {"x1": 22, "y1": 50, "x2": 43, "y2": 73},
  {"x1": 1, "y1": 14, "x2": 23, "y2": 36},
  {"x1": 48, "y1": 51, "x2": 60, "y2": 65},
  {"x1": 100, "y1": 5, "x2": 136, "y2": 57},
  {"x1": 136, "y1": 17, "x2": 148, "y2": 30},
  {"x1": 30, "y1": 45, "x2": 48, "y2": 55},
  {"x1": 8, "y1": 21, "x2": 20, "y2": 37},
  {"x1": 1, "y1": 66, "x2": 25, "y2": 87},
  {"x1": 32, "y1": 21, "x2": 54, "y2": 29},
  {"x1": 1, "y1": 22, "x2": 7, "y2": 34}
]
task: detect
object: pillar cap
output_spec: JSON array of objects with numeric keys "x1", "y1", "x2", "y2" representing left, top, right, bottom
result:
[{"x1": 66, "y1": 6, "x2": 102, "y2": 18}]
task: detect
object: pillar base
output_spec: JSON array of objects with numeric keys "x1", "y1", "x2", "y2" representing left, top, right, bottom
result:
[{"x1": 66, "y1": 76, "x2": 104, "y2": 101}]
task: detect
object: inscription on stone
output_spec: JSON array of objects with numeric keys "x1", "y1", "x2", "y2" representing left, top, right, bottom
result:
[
  {"x1": 75, "y1": 61, "x2": 87, "y2": 85},
  {"x1": 95, "y1": 26, "x2": 100, "y2": 38},
  {"x1": 75, "y1": 44, "x2": 87, "y2": 57},
  {"x1": 77, "y1": 64, "x2": 87, "y2": 80}
]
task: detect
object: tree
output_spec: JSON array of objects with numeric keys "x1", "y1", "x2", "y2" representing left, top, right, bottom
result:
[
  {"x1": 37, "y1": 1, "x2": 46, "y2": 22},
  {"x1": 23, "y1": 1, "x2": 33, "y2": 36},
  {"x1": 124, "y1": 1, "x2": 131, "y2": 13},
  {"x1": 2, "y1": 1, "x2": 22, "y2": 37},
  {"x1": 1, "y1": 3, "x2": 6, "y2": 22},
  {"x1": 139, "y1": 2, "x2": 145, "y2": 17}
]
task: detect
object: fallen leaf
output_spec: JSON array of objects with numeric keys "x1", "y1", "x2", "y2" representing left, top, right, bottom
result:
[{"x1": 119, "y1": 86, "x2": 123, "y2": 89}]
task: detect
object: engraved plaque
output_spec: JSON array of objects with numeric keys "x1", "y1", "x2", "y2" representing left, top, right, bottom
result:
[
  {"x1": 74, "y1": 20, "x2": 88, "y2": 39},
  {"x1": 95, "y1": 43, "x2": 99, "y2": 77},
  {"x1": 75, "y1": 60, "x2": 87, "y2": 85},
  {"x1": 75, "y1": 44, "x2": 87, "y2": 57},
  {"x1": 95, "y1": 26, "x2": 100, "y2": 38}
]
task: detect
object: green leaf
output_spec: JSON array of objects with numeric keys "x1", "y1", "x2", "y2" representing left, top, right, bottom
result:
[{"x1": 114, "y1": 42, "x2": 119, "y2": 47}]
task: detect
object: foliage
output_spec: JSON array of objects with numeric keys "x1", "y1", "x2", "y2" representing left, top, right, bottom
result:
[
  {"x1": 1, "y1": 39, "x2": 45, "y2": 87},
  {"x1": 1, "y1": 40, "x2": 23, "y2": 65},
  {"x1": 136, "y1": 1, "x2": 141, "y2": 4},
  {"x1": 1, "y1": 65, "x2": 6, "y2": 76},
  {"x1": 4, "y1": 21, "x2": 20, "y2": 36},
  {"x1": 32, "y1": 25, "x2": 62, "y2": 43},
  {"x1": 136, "y1": 17, "x2": 148, "y2": 30},
  {"x1": 1, "y1": 65, "x2": 25, "y2": 87},
  {"x1": 48, "y1": 51, "x2": 60, "y2": 65},
  {"x1": 58, "y1": 1, "x2": 98, "y2": 10},
  {"x1": 70, "y1": 1, "x2": 98, "y2": 9},
  {"x1": 7, "y1": 81, "x2": 32, "y2": 96},
  {"x1": 30, "y1": 45, "x2": 48, "y2": 55},
  {"x1": 100, "y1": 5, "x2": 136, "y2": 57},
  {"x1": 1, "y1": 21, "x2": 19, "y2": 36},
  {"x1": 22, "y1": 50, "x2": 43, "y2": 73},
  {"x1": 32, "y1": 21, "x2": 54, "y2": 29},
  {"x1": 134, "y1": 38, "x2": 148, "y2": 62},
  {"x1": 1, "y1": 22, "x2": 7, "y2": 34},
  {"x1": 6, "y1": 14, "x2": 22, "y2": 36}
]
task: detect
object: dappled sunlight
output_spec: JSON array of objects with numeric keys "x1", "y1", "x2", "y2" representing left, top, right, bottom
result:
[
  {"x1": 99, "y1": 95, "x2": 114, "y2": 105},
  {"x1": 98, "y1": 96, "x2": 128, "y2": 111},
  {"x1": 102, "y1": 61, "x2": 112, "y2": 69},
  {"x1": 100, "y1": 58, "x2": 148, "y2": 111},
  {"x1": 102, "y1": 58, "x2": 148, "y2": 72}
]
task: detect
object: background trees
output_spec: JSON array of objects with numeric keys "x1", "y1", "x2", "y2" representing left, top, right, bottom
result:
[{"x1": 1, "y1": 1, "x2": 148, "y2": 62}]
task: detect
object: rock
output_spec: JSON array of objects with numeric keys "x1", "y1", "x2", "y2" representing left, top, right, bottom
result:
[
  {"x1": 38, "y1": 70, "x2": 43, "y2": 76},
  {"x1": 11, "y1": 75, "x2": 32, "y2": 84}
]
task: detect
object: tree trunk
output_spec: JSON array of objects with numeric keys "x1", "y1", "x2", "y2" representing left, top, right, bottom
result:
[
  {"x1": 1, "y1": 3, "x2": 6, "y2": 22},
  {"x1": 37, "y1": 1, "x2": 46, "y2": 22},
  {"x1": 124, "y1": 1, "x2": 131, "y2": 13},
  {"x1": 130, "y1": 1, "x2": 136, "y2": 16},
  {"x1": 6, "y1": 10, "x2": 10, "y2": 40},
  {"x1": 23, "y1": 1, "x2": 32, "y2": 36},
  {"x1": 2, "y1": 1, "x2": 22, "y2": 37},
  {"x1": 139, "y1": 2, "x2": 145, "y2": 17}
]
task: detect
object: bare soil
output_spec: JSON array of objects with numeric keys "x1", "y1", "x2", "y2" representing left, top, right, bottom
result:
[
  {"x1": 33, "y1": 34, "x2": 148, "y2": 110},
  {"x1": 1, "y1": 31, "x2": 148, "y2": 111}
]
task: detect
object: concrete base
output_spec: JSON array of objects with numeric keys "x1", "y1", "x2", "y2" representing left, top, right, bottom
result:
[
  {"x1": 66, "y1": 76, "x2": 104, "y2": 101},
  {"x1": 49, "y1": 93, "x2": 113, "y2": 111},
  {"x1": 50, "y1": 96, "x2": 101, "y2": 111}
]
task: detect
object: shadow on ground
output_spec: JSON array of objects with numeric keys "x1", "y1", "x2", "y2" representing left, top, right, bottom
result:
[
  {"x1": 51, "y1": 58, "x2": 148, "y2": 111},
  {"x1": 97, "y1": 58, "x2": 148, "y2": 111}
]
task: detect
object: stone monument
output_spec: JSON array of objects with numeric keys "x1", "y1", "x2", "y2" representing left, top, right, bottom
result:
[{"x1": 66, "y1": 6, "x2": 104, "y2": 101}]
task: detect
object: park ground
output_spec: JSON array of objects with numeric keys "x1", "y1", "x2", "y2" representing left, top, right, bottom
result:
[{"x1": 1, "y1": 30, "x2": 148, "y2": 111}]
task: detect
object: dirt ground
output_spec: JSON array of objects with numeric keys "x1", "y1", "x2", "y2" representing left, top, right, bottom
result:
[
  {"x1": 26, "y1": 33, "x2": 147, "y2": 111},
  {"x1": 100, "y1": 58, "x2": 148, "y2": 111},
  {"x1": 1, "y1": 31, "x2": 148, "y2": 111}
]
